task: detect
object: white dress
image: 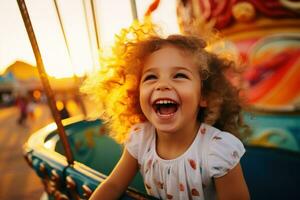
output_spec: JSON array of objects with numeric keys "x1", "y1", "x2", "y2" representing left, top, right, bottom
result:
[{"x1": 126, "y1": 122, "x2": 245, "y2": 200}]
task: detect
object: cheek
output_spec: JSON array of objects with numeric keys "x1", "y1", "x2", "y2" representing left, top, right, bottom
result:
[
  {"x1": 180, "y1": 85, "x2": 202, "y2": 105},
  {"x1": 139, "y1": 86, "x2": 149, "y2": 111}
]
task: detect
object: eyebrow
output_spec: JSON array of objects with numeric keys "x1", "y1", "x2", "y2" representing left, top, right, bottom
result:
[{"x1": 143, "y1": 66, "x2": 194, "y2": 74}]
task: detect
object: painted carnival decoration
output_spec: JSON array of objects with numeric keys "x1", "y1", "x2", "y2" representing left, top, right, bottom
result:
[{"x1": 176, "y1": 0, "x2": 300, "y2": 152}]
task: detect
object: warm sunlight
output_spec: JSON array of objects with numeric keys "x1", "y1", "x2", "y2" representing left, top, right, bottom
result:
[
  {"x1": 26, "y1": 0, "x2": 93, "y2": 78},
  {"x1": 0, "y1": 0, "x2": 179, "y2": 78}
]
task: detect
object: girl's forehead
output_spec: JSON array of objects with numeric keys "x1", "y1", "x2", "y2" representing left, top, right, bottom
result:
[
  {"x1": 145, "y1": 46, "x2": 187, "y2": 61},
  {"x1": 143, "y1": 45, "x2": 206, "y2": 69},
  {"x1": 146, "y1": 45, "x2": 192, "y2": 61},
  {"x1": 142, "y1": 46, "x2": 200, "y2": 73}
]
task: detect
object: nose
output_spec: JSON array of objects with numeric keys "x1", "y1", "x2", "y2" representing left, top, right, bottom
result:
[{"x1": 155, "y1": 79, "x2": 171, "y2": 91}]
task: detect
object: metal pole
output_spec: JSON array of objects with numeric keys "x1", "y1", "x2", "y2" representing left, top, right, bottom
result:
[
  {"x1": 52, "y1": 0, "x2": 87, "y2": 117},
  {"x1": 130, "y1": 0, "x2": 138, "y2": 20},
  {"x1": 82, "y1": 0, "x2": 98, "y2": 72},
  {"x1": 53, "y1": 0, "x2": 73, "y2": 72},
  {"x1": 17, "y1": 0, "x2": 74, "y2": 165},
  {"x1": 90, "y1": 0, "x2": 101, "y2": 50}
]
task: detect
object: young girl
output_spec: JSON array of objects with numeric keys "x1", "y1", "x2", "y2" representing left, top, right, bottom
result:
[{"x1": 84, "y1": 24, "x2": 249, "y2": 200}]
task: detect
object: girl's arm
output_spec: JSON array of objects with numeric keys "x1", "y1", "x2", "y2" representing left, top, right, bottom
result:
[
  {"x1": 89, "y1": 149, "x2": 139, "y2": 200},
  {"x1": 214, "y1": 163, "x2": 250, "y2": 200}
]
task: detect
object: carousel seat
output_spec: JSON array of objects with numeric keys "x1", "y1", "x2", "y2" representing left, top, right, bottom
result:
[{"x1": 25, "y1": 118, "x2": 300, "y2": 200}]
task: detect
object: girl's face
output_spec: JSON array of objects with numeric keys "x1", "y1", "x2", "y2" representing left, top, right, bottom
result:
[{"x1": 139, "y1": 45, "x2": 207, "y2": 135}]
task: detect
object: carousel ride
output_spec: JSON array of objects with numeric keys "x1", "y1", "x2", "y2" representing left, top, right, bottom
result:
[
  {"x1": 176, "y1": 0, "x2": 300, "y2": 152},
  {"x1": 19, "y1": 0, "x2": 300, "y2": 199}
]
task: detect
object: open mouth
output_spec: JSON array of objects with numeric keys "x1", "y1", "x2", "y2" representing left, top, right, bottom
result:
[{"x1": 153, "y1": 99, "x2": 179, "y2": 116}]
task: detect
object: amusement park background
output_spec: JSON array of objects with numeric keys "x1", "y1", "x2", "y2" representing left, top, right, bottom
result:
[{"x1": 0, "y1": 0, "x2": 300, "y2": 199}]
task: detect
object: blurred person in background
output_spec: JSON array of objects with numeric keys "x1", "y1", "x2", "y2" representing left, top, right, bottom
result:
[{"x1": 16, "y1": 95, "x2": 28, "y2": 125}]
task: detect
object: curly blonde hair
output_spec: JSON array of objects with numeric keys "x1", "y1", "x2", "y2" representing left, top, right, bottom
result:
[{"x1": 81, "y1": 22, "x2": 248, "y2": 143}]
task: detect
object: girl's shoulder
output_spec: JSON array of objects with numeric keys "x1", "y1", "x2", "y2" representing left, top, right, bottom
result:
[
  {"x1": 200, "y1": 123, "x2": 243, "y2": 147},
  {"x1": 125, "y1": 122, "x2": 155, "y2": 160},
  {"x1": 200, "y1": 123, "x2": 245, "y2": 178},
  {"x1": 127, "y1": 122, "x2": 154, "y2": 140}
]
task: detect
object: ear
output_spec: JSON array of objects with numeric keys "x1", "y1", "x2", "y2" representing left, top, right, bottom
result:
[{"x1": 199, "y1": 99, "x2": 207, "y2": 107}]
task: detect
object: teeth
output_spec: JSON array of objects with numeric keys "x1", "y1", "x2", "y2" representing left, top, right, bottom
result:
[{"x1": 156, "y1": 100, "x2": 176, "y2": 105}]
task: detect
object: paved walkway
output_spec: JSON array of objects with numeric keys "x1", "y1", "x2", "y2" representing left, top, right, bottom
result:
[
  {"x1": 0, "y1": 97, "x2": 92, "y2": 200},
  {"x1": 0, "y1": 105, "x2": 55, "y2": 200}
]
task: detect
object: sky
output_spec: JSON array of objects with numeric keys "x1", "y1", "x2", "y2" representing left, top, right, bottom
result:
[{"x1": 0, "y1": 0, "x2": 179, "y2": 78}]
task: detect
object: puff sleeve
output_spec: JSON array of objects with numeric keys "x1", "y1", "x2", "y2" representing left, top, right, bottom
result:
[
  {"x1": 125, "y1": 125, "x2": 143, "y2": 159},
  {"x1": 207, "y1": 131, "x2": 245, "y2": 178}
]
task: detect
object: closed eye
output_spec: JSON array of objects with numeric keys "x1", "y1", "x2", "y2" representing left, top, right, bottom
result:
[
  {"x1": 174, "y1": 73, "x2": 189, "y2": 79},
  {"x1": 143, "y1": 74, "x2": 157, "y2": 82}
]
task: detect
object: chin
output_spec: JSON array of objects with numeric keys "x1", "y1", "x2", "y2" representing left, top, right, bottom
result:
[{"x1": 153, "y1": 123, "x2": 180, "y2": 134}]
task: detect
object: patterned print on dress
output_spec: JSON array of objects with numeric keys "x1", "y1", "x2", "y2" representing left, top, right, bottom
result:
[
  {"x1": 179, "y1": 183, "x2": 185, "y2": 191},
  {"x1": 167, "y1": 194, "x2": 173, "y2": 199},
  {"x1": 167, "y1": 167, "x2": 171, "y2": 175},
  {"x1": 152, "y1": 160, "x2": 156, "y2": 168},
  {"x1": 145, "y1": 159, "x2": 152, "y2": 174},
  {"x1": 133, "y1": 127, "x2": 141, "y2": 132},
  {"x1": 156, "y1": 181, "x2": 164, "y2": 189},
  {"x1": 232, "y1": 150, "x2": 239, "y2": 159},
  {"x1": 145, "y1": 183, "x2": 151, "y2": 190},
  {"x1": 147, "y1": 159, "x2": 153, "y2": 168},
  {"x1": 200, "y1": 127, "x2": 206, "y2": 134},
  {"x1": 199, "y1": 166, "x2": 202, "y2": 174},
  {"x1": 191, "y1": 188, "x2": 200, "y2": 196},
  {"x1": 213, "y1": 136, "x2": 222, "y2": 140},
  {"x1": 188, "y1": 159, "x2": 197, "y2": 170}
]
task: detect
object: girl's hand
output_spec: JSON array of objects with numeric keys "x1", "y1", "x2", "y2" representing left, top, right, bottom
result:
[
  {"x1": 214, "y1": 163, "x2": 250, "y2": 200},
  {"x1": 89, "y1": 149, "x2": 139, "y2": 200}
]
